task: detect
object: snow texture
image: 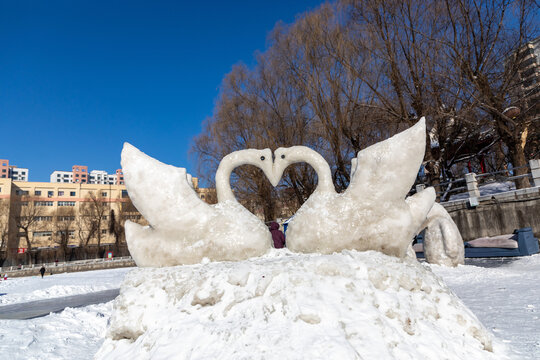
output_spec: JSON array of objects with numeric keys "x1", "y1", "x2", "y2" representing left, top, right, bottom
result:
[
  {"x1": 121, "y1": 144, "x2": 272, "y2": 267},
  {"x1": 273, "y1": 118, "x2": 435, "y2": 259},
  {"x1": 0, "y1": 303, "x2": 112, "y2": 360},
  {"x1": 0, "y1": 267, "x2": 129, "y2": 305},
  {"x1": 420, "y1": 203, "x2": 465, "y2": 267},
  {"x1": 96, "y1": 250, "x2": 509, "y2": 360}
]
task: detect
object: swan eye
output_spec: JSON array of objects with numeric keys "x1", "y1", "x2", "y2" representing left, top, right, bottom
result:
[
  {"x1": 260, "y1": 156, "x2": 265, "y2": 161},
  {"x1": 281, "y1": 155, "x2": 285, "y2": 159}
]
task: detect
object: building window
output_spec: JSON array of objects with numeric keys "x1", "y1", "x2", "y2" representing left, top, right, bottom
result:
[
  {"x1": 121, "y1": 190, "x2": 128, "y2": 198},
  {"x1": 48, "y1": 191, "x2": 54, "y2": 197},
  {"x1": 58, "y1": 216, "x2": 75, "y2": 221},
  {"x1": 102, "y1": 215, "x2": 107, "y2": 220},
  {"x1": 57, "y1": 230, "x2": 75, "y2": 238},
  {"x1": 58, "y1": 191, "x2": 64, "y2": 196},
  {"x1": 101, "y1": 192, "x2": 107, "y2": 197},
  {"x1": 101, "y1": 229, "x2": 107, "y2": 234},
  {"x1": 35, "y1": 190, "x2": 41, "y2": 196},
  {"x1": 1, "y1": 169, "x2": 5, "y2": 173},
  {"x1": 35, "y1": 201, "x2": 53, "y2": 206},
  {"x1": 58, "y1": 201, "x2": 75, "y2": 206},
  {"x1": 20, "y1": 201, "x2": 28, "y2": 206},
  {"x1": 33, "y1": 216, "x2": 52, "y2": 221},
  {"x1": 1, "y1": 175, "x2": 5, "y2": 178},
  {"x1": 33, "y1": 231, "x2": 53, "y2": 237}
]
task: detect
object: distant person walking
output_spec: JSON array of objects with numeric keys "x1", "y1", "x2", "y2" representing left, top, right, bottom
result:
[
  {"x1": 39, "y1": 266, "x2": 46, "y2": 278},
  {"x1": 269, "y1": 222, "x2": 286, "y2": 249}
]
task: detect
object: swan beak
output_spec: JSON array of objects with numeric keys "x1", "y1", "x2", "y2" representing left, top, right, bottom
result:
[
  {"x1": 269, "y1": 175, "x2": 280, "y2": 187},
  {"x1": 268, "y1": 164, "x2": 282, "y2": 187}
]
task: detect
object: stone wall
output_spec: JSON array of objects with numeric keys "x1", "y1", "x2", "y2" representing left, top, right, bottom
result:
[{"x1": 442, "y1": 187, "x2": 540, "y2": 241}]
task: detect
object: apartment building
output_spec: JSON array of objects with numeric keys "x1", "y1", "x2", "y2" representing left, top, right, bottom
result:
[
  {"x1": 50, "y1": 166, "x2": 124, "y2": 185},
  {"x1": 0, "y1": 159, "x2": 29, "y2": 181},
  {"x1": 0, "y1": 178, "x2": 137, "y2": 254},
  {"x1": 0, "y1": 176, "x2": 211, "y2": 264},
  {"x1": 516, "y1": 37, "x2": 540, "y2": 119}
]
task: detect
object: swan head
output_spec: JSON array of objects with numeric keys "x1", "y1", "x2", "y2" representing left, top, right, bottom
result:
[
  {"x1": 252, "y1": 148, "x2": 278, "y2": 186},
  {"x1": 271, "y1": 146, "x2": 308, "y2": 187},
  {"x1": 220, "y1": 148, "x2": 278, "y2": 187}
]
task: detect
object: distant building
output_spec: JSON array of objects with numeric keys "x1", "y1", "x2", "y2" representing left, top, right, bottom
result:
[
  {"x1": 0, "y1": 159, "x2": 29, "y2": 181},
  {"x1": 50, "y1": 166, "x2": 124, "y2": 185},
  {"x1": 0, "y1": 176, "x2": 212, "y2": 265},
  {"x1": 515, "y1": 37, "x2": 540, "y2": 119}
]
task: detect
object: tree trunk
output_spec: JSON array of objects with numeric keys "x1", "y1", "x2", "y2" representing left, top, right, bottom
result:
[
  {"x1": 510, "y1": 141, "x2": 531, "y2": 189},
  {"x1": 23, "y1": 230, "x2": 32, "y2": 265}
]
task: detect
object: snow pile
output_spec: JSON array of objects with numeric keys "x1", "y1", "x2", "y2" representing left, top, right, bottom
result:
[
  {"x1": 96, "y1": 250, "x2": 508, "y2": 360},
  {"x1": 0, "y1": 267, "x2": 130, "y2": 305},
  {"x1": 0, "y1": 303, "x2": 112, "y2": 360}
]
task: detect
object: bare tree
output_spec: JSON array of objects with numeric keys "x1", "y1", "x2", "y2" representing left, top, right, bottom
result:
[
  {"x1": 0, "y1": 200, "x2": 10, "y2": 266},
  {"x1": 440, "y1": 0, "x2": 538, "y2": 188},
  {"x1": 11, "y1": 197, "x2": 46, "y2": 264},
  {"x1": 78, "y1": 192, "x2": 109, "y2": 258},
  {"x1": 54, "y1": 207, "x2": 76, "y2": 261},
  {"x1": 192, "y1": 0, "x2": 539, "y2": 212},
  {"x1": 108, "y1": 197, "x2": 139, "y2": 255}
]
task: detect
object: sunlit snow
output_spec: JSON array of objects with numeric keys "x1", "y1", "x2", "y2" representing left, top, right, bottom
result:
[{"x1": 1, "y1": 255, "x2": 539, "y2": 359}]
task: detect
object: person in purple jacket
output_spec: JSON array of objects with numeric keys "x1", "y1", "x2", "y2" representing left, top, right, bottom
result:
[{"x1": 269, "y1": 222, "x2": 286, "y2": 249}]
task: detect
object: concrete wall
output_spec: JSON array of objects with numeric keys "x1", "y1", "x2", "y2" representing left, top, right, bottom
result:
[{"x1": 442, "y1": 186, "x2": 540, "y2": 241}]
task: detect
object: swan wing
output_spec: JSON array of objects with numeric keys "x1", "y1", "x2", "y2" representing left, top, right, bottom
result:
[
  {"x1": 121, "y1": 143, "x2": 214, "y2": 230},
  {"x1": 346, "y1": 118, "x2": 426, "y2": 201}
]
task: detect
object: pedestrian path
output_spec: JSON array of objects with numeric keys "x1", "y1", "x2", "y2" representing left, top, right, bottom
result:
[{"x1": 0, "y1": 288, "x2": 120, "y2": 320}]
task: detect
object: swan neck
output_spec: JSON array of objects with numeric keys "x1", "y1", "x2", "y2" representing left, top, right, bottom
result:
[
  {"x1": 295, "y1": 148, "x2": 334, "y2": 193},
  {"x1": 215, "y1": 154, "x2": 238, "y2": 203}
]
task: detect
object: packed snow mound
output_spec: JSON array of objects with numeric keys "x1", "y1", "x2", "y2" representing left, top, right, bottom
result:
[{"x1": 96, "y1": 250, "x2": 508, "y2": 360}]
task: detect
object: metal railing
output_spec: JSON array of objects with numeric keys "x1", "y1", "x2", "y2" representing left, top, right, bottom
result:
[
  {"x1": 416, "y1": 159, "x2": 540, "y2": 202},
  {"x1": 0, "y1": 256, "x2": 134, "y2": 274}
]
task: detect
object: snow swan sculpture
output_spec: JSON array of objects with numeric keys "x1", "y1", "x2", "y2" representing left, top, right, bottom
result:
[
  {"x1": 121, "y1": 143, "x2": 274, "y2": 267},
  {"x1": 271, "y1": 118, "x2": 436, "y2": 258}
]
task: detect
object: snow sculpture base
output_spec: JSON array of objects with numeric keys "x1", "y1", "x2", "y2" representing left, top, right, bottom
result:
[{"x1": 97, "y1": 251, "x2": 507, "y2": 360}]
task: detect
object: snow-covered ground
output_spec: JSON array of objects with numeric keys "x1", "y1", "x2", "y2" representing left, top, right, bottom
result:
[
  {"x1": 0, "y1": 255, "x2": 539, "y2": 359},
  {"x1": 448, "y1": 181, "x2": 516, "y2": 201},
  {"x1": 0, "y1": 267, "x2": 130, "y2": 305}
]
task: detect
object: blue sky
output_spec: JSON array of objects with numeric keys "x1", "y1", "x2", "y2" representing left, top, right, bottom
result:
[{"x1": 0, "y1": 1, "x2": 324, "y2": 182}]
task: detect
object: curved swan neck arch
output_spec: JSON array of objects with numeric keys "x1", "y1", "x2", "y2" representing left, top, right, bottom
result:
[
  {"x1": 286, "y1": 146, "x2": 335, "y2": 193},
  {"x1": 215, "y1": 149, "x2": 265, "y2": 203}
]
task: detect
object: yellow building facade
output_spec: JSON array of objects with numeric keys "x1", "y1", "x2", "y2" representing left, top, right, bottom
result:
[{"x1": 0, "y1": 177, "x2": 210, "y2": 264}]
